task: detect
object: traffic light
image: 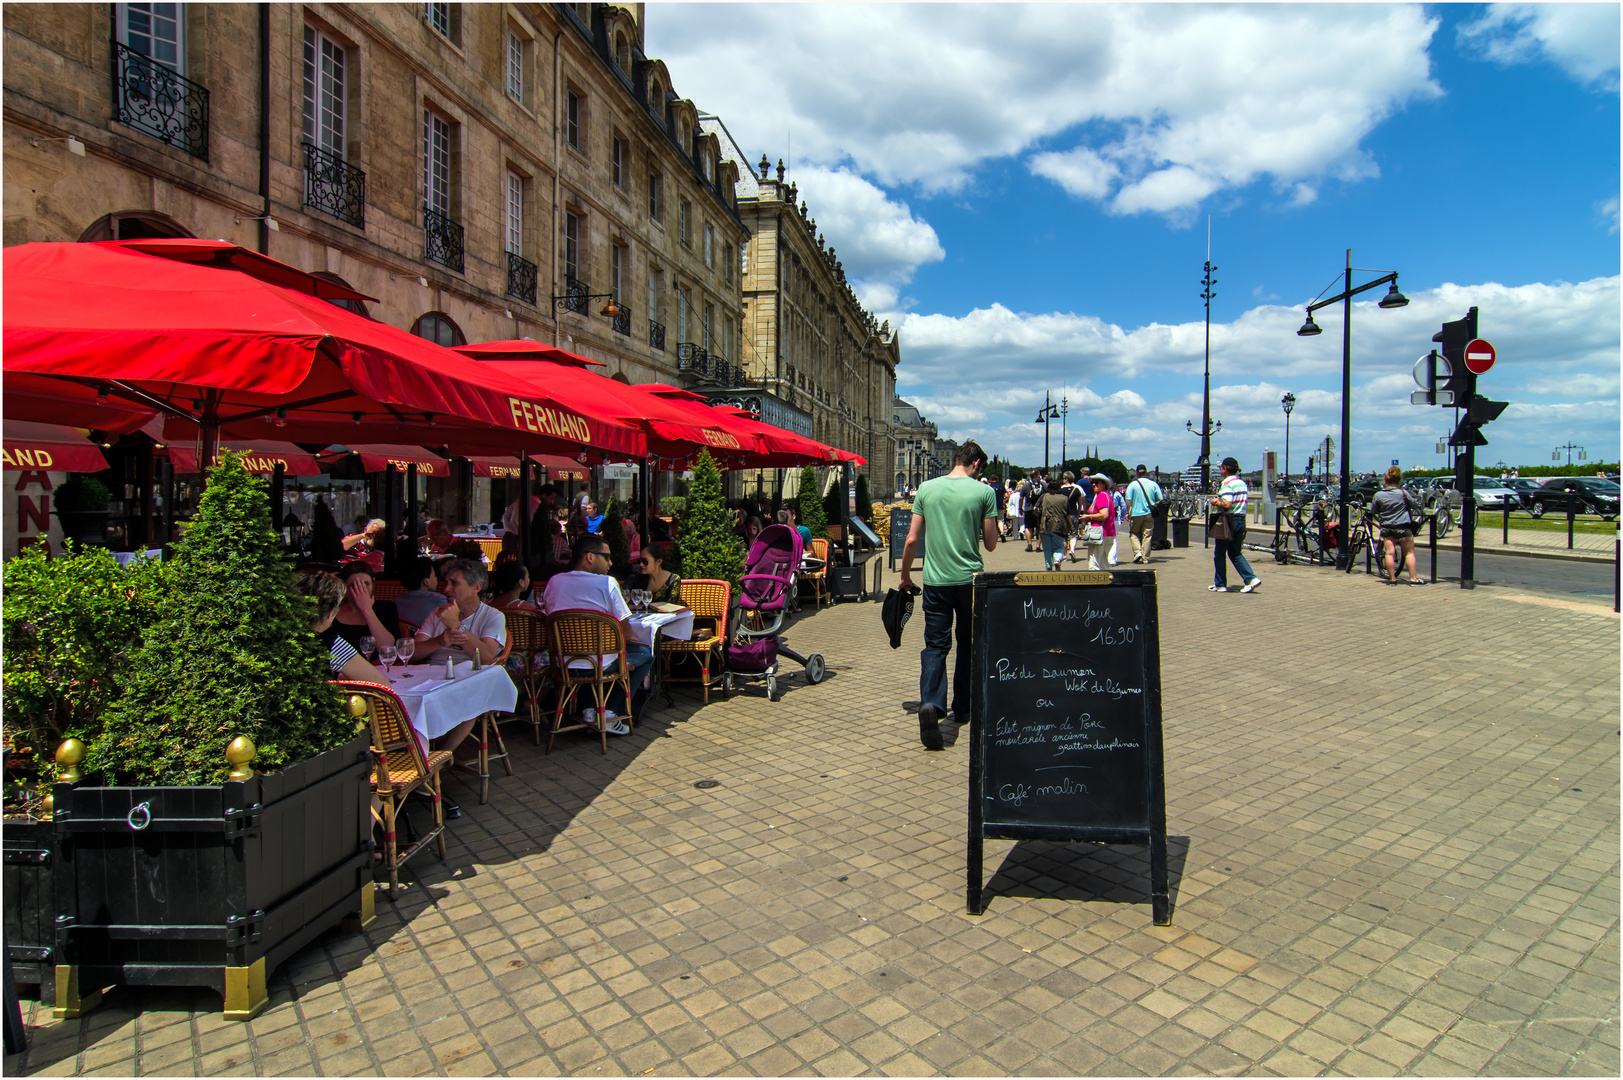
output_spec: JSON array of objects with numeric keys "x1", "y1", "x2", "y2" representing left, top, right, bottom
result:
[
  {"x1": 1450, "y1": 393, "x2": 1509, "y2": 446},
  {"x1": 1432, "y1": 307, "x2": 1478, "y2": 402}
]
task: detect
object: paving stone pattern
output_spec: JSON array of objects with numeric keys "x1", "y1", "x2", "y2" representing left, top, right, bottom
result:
[{"x1": 9, "y1": 540, "x2": 1618, "y2": 1076}]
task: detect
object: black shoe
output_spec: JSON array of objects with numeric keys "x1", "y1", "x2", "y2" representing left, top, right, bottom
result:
[
  {"x1": 414, "y1": 788, "x2": 461, "y2": 820},
  {"x1": 918, "y1": 704, "x2": 945, "y2": 751}
]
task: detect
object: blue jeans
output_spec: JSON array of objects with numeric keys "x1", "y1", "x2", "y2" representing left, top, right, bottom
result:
[
  {"x1": 605, "y1": 641, "x2": 655, "y2": 714},
  {"x1": 1213, "y1": 519, "x2": 1256, "y2": 588},
  {"x1": 1040, "y1": 531, "x2": 1067, "y2": 569},
  {"x1": 920, "y1": 582, "x2": 974, "y2": 719}
]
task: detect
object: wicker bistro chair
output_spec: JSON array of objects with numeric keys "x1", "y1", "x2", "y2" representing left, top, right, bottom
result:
[
  {"x1": 333, "y1": 680, "x2": 451, "y2": 900},
  {"x1": 547, "y1": 609, "x2": 633, "y2": 755},
  {"x1": 453, "y1": 633, "x2": 516, "y2": 805},
  {"x1": 501, "y1": 608, "x2": 553, "y2": 745},
  {"x1": 372, "y1": 578, "x2": 405, "y2": 604},
  {"x1": 800, "y1": 538, "x2": 832, "y2": 608},
  {"x1": 658, "y1": 580, "x2": 729, "y2": 704},
  {"x1": 476, "y1": 538, "x2": 505, "y2": 566}
]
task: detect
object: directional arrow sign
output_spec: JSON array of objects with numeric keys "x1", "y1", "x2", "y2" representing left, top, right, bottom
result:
[{"x1": 1464, "y1": 338, "x2": 1496, "y2": 375}]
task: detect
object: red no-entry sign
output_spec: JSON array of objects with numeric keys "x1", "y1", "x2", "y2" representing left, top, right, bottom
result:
[{"x1": 1464, "y1": 338, "x2": 1496, "y2": 375}]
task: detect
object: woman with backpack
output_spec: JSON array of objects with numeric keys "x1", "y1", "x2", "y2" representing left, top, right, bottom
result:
[{"x1": 1371, "y1": 465, "x2": 1428, "y2": 585}]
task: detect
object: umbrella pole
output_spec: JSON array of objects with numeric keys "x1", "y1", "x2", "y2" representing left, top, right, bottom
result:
[
  {"x1": 160, "y1": 458, "x2": 175, "y2": 559},
  {"x1": 640, "y1": 458, "x2": 651, "y2": 545},
  {"x1": 406, "y1": 463, "x2": 419, "y2": 554},
  {"x1": 383, "y1": 464, "x2": 399, "y2": 576},
  {"x1": 270, "y1": 463, "x2": 285, "y2": 547},
  {"x1": 519, "y1": 457, "x2": 532, "y2": 569}
]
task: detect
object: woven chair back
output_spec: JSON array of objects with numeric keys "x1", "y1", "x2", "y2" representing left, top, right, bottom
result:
[{"x1": 549, "y1": 609, "x2": 625, "y2": 671}]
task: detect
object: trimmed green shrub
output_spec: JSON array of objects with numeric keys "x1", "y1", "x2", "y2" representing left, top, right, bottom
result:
[
  {"x1": 309, "y1": 496, "x2": 344, "y2": 563},
  {"x1": 658, "y1": 496, "x2": 687, "y2": 517},
  {"x1": 822, "y1": 478, "x2": 843, "y2": 530},
  {"x1": 854, "y1": 474, "x2": 873, "y2": 522},
  {"x1": 54, "y1": 474, "x2": 111, "y2": 512},
  {"x1": 795, "y1": 466, "x2": 828, "y2": 540},
  {"x1": 676, "y1": 450, "x2": 743, "y2": 588},
  {"x1": 2, "y1": 543, "x2": 166, "y2": 786},
  {"x1": 88, "y1": 452, "x2": 354, "y2": 786}
]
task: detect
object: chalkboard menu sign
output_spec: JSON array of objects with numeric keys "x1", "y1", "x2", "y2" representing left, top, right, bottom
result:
[
  {"x1": 968, "y1": 569, "x2": 1169, "y2": 924},
  {"x1": 888, "y1": 507, "x2": 923, "y2": 569}
]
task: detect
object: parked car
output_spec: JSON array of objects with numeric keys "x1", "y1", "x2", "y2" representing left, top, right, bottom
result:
[
  {"x1": 1526, "y1": 477, "x2": 1620, "y2": 520},
  {"x1": 1435, "y1": 477, "x2": 1518, "y2": 509}
]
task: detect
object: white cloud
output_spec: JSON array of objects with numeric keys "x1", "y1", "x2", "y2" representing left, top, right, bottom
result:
[
  {"x1": 652, "y1": 4, "x2": 1441, "y2": 218},
  {"x1": 786, "y1": 165, "x2": 944, "y2": 300},
  {"x1": 885, "y1": 277, "x2": 1621, "y2": 470},
  {"x1": 1459, "y1": 3, "x2": 1622, "y2": 89},
  {"x1": 1599, "y1": 197, "x2": 1620, "y2": 235}
]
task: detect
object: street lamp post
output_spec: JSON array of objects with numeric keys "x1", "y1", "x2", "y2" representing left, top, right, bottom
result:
[
  {"x1": 1188, "y1": 258, "x2": 1221, "y2": 490},
  {"x1": 1035, "y1": 392, "x2": 1060, "y2": 474},
  {"x1": 1295, "y1": 249, "x2": 1409, "y2": 569},
  {"x1": 1060, "y1": 395, "x2": 1069, "y2": 467},
  {"x1": 1281, "y1": 392, "x2": 1296, "y2": 480}
]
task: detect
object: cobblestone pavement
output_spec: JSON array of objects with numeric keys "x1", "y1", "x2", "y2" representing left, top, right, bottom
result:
[{"x1": 9, "y1": 538, "x2": 1618, "y2": 1077}]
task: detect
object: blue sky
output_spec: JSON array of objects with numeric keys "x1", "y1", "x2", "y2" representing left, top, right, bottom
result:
[{"x1": 650, "y1": 3, "x2": 1620, "y2": 473}]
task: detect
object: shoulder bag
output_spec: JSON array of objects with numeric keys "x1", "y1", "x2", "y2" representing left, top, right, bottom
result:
[{"x1": 1207, "y1": 507, "x2": 1234, "y2": 540}]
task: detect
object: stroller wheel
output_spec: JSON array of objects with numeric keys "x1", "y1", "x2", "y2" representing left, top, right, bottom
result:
[
  {"x1": 722, "y1": 672, "x2": 734, "y2": 694},
  {"x1": 766, "y1": 675, "x2": 779, "y2": 702},
  {"x1": 804, "y1": 654, "x2": 826, "y2": 685}
]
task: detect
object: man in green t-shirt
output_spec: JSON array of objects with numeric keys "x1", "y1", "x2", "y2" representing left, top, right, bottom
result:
[{"x1": 899, "y1": 441, "x2": 998, "y2": 750}]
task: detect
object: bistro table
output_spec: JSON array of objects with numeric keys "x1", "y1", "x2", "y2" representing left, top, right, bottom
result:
[
  {"x1": 625, "y1": 606, "x2": 696, "y2": 719},
  {"x1": 388, "y1": 661, "x2": 518, "y2": 802}
]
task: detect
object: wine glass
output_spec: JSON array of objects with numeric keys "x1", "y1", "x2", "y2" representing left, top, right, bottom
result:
[
  {"x1": 358, "y1": 635, "x2": 375, "y2": 664},
  {"x1": 376, "y1": 642, "x2": 397, "y2": 684},
  {"x1": 395, "y1": 636, "x2": 416, "y2": 669},
  {"x1": 636, "y1": 589, "x2": 649, "y2": 613}
]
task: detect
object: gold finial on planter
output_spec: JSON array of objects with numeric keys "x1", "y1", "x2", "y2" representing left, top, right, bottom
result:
[
  {"x1": 348, "y1": 694, "x2": 369, "y2": 726},
  {"x1": 40, "y1": 788, "x2": 54, "y2": 817},
  {"x1": 225, "y1": 736, "x2": 257, "y2": 781},
  {"x1": 55, "y1": 738, "x2": 86, "y2": 784}
]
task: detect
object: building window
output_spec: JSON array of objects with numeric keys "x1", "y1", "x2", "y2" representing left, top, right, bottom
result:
[
  {"x1": 564, "y1": 210, "x2": 582, "y2": 281},
  {"x1": 612, "y1": 135, "x2": 628, "y2": 189},
  {"x1": 611, "y1": 242, "x2": 625, "y2": 301},
  {"x1": 119, "y1": 3, "x2": 184, "y2": 74},
  {"x1": 424, "y1": 2, "x2": 452, "y2": 39},
  {"x1": 506, "y1": 28, "x2": 525, "y2": 103},
  {"x1": 703, "y1": 302, "x2": 713, "y2": 350},
  {"x1": 423, "y1": 109, "x2": 452, "y2": 216},
  {"x1": 723, "y1": 244, "x2": 734, "y2": 284},
  {"x1": 722, "y1": 317, "x2": 732, "y2": 363},
  {"x1": 505, "y1": 171, "x2": 523, "y2": 255},
  {"x1": 647, "y1": 78, "x2": 663, "y2": 114},
  {"x1": 411, "y1": 311, "x2": 465, "y2": 347},
  {"x1": 648, "y1": 170, "x2": 663, "y2": 221},
  {"x1": 679, "y1": 199, "x2": 691, "y2": 247},
  {"x1": 114, "y1": 4, "x2": 209, "y2": 160},
  {"x1": 703, "y1": 223, "x2": 714, "y2": 267},
  {"x1": 614, "y1": 32, "x2": 630, "y2": 74},
  {"x1": 565, "y1": 89, "x2": 583, "y2": 152},
  {"x1": 648, "y1": 266, "x2": 661, "y2": 322},
  {"x1": 741, "y1": 239, "x2": 749, "y2": 277},
  {"x1": 301, "y1": 26, "x2": 345, "y2": 156},
  {"x1": 677, "y1": 285, "x2": 689, "y2": 343}
]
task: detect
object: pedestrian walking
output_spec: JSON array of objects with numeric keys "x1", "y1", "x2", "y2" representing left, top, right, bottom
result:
[
  {"x1": 1109, "y1": 483, "x2": 1128, "y2": 566},
  {"x1": 1023, "y1": 474, "x2": 1042, "y2": 551},
  {"x1": 1061, "y1": 471, "x2": 1084, "y2": 561},
  {"x1": 1371, "y1": 465, "x2": 1427, "y2": 585},
  {"x1": 898, "y1": 441, "x2": 998, "y2": 751},
  {"x1": 1075, "y1": 475, "x2": 1114, "y2": 570},
  {"x1": 1209, "y1": 456, "x2": 1261, "y2": 593},
  {"x1": 1037, "y1": 477, "x2": 1072, "y2": 570},
  {"x1": 1125, "y1": 465, "x2": 1163, "y2": 564}
]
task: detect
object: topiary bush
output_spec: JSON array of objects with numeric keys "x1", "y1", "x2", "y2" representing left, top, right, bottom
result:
[
  {"x1": 855, "y1": 474, "x2": 873, "y2": 522},
  {"x1": 87, "y1": 452, "x2": 355, "y2": 786},
  {"x1": 309, "y1": 495, "x2": 344, "y2": 563},
  {"x1": 54, "y1": 474, "x2": 112, "y2": 512},
  {"x1": 677, "y1": 450, "x2": 743, "y2": 588},
  {"x1": 2, "y1": 542, "x2": 166, "y2": 791},
  {"x1": 795, "y1": 465, "x2": 828, "y2": 540},
  {"x1": 822, "y1": 477, "x2": 843, "y2": 531}
]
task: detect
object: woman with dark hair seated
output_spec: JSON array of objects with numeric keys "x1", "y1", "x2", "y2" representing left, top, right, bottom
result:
[
  {"x1": 629, "y1": 541, "x2": 683, "y2": 604},
  {"x1": 489, "y1": 558, "x2": 538, "y2": 609},
  {"x1": 324, "y1": 562, "x2": 402, "y2": 654}
]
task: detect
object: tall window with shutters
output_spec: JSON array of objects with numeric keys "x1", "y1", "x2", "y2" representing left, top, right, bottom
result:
[{"x1": 302, "y1": 26, "x2": 345, "y2": 156}]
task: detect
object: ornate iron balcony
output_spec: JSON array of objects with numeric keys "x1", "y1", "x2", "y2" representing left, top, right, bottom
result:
[
  {"x1": 113, "y1": 41, "x2": 209, "y2": 160},
  {"x1": 562, "y1": 274, "x2": 589, "y2": 315},
  {"x1": 611, "y1": 301, "x2": 632, "y2": 336},
  {"x1": 506, "y1": 251, "x2": 537, "y2": 304},
  {"x1": 713, "y1": 360, "x2": 732, "y2": 386},
  {"x1": 302, "y1": 142, "x2": 365, "y2": 227},
  {"x1": 676, "y1": 342, "x2": 708, "y2": 374},
  {"x1": 424, "y1": 205, "x2": 463, "y2": 272},
  {"x1": 649, "y1": 319, "x2": 666, "y2": 351}
]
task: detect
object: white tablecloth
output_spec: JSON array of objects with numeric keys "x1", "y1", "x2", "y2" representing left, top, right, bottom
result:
[
  {"x1": 627, "y1": 608, "x2": 695, "y2": 647},
  {"x1": 389, "y1": 662, "x2": 518, "y2": 740}
]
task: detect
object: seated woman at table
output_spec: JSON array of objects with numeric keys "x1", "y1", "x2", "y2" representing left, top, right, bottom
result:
[
  {"x1": 412, "y1": 558, "x2": 508, "y2": 757},
  {"x1": 489, "y1": 557, "x2": 539, "y2": 610},
  {"x1": 740, "y1": 515, "x2": 763, "y2": 549},
  {"x1": 423, "y1": 518, "x2": 456, "y2": 554},
  {"x1": 629, "y1": 541, "x2": 683, "y2": 605},
  {"x1": 294, "y1": 570, "x2": 387, "y2": 685},
  {"x1": 341, "y1": 517, "x2": 387, "y2": 572},
  {"x1": 323, "y1": 563, "x2": 402, "y2": 655}
]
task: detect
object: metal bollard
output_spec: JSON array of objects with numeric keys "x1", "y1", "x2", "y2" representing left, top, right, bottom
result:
[
  {"x1": 1429, "y1": 513, "x2": 1437, "y2": 584},
  {"x1": 1503, "y1": 497, "x2": 1511, "y2": 546},
  {"x1": 1567, "y1": 482, "x2": 1577, "y2": 550}
]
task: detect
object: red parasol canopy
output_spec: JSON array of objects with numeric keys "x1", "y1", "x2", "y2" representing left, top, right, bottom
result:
[
  {"x1": 2, "y1": 242, "x2": 646, "y2": 463},
  {"x1": 167, "y1": 440, "x2": 323, "y2": 476},
  {"x1": 452, "y1": 340, "x2": 606, "y2": 367},
  {"x1": 1, "y1": 421, "x2": 110, "y2": 472},
  {"x1": 639, "y1": 387, "x2": 838, "y2": 466},
  {"x1": 318, "y1": 445, "x2": 450, "y2": 477}
]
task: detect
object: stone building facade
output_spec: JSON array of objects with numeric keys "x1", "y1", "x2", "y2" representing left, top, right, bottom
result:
[
  {"x1": 892, "y1": 396, "x2": 939, "y2": 494},
  {"x1": 693, "y1": 120, "x2": 900, "y2": 499},
  {"x1": 3, "y1": 1, "x2": 747, "y2": 388}
]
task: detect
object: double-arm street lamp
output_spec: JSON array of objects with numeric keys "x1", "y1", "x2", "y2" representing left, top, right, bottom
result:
[
  {"x1": 1035, "y1": 392, "x2": 1060, "y2": 473},
  {"x1": 1295, "y1": 249, "x2": 1409, "y2": 569},
  {"x1": 1281, "y1": 392, "x2": 1296, "y2": 480}
]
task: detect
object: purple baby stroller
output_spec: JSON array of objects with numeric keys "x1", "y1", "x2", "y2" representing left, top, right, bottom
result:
[{"x1": 723, "y1": 524, "x2": 827, "y2": 700}]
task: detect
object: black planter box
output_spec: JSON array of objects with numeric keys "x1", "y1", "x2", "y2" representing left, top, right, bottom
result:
[
  {"x1": 48, "y1": 733, "x2": 373, "y2": 1020},
  {"x1": 3, "y1": 817, "x2": 56, "y2": 1004}
]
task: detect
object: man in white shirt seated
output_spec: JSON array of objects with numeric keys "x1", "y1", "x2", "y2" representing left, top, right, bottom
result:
[
  {"x1": 412, "y1": 558, "x2": 508, "y2": 757},
  {"x1": 542, "y1": 534, "x2": 653, "y2": 736}
]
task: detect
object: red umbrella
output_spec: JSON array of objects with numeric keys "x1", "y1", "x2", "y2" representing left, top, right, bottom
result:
[
  {"x1": 167, "y1": 441, "x2": 323, "y2": 476},
  {"x1": 454, "y1": 349, "x2": 764, "y2": 465},
  {"x1": 317, "y1": 444, "x2": 451, "y2": 477},
  {"x1": 3, "y1": 242, "x2": 647, "y2": 466},
  {"x1": 640, "y1": 387, "x2": 837, "y2": 466},
  {"x1": 453, "y1": 339, "x2": 606, "y2": 367},
  {"x1": 1, "y1": 421, "x2": 110, "y2": 472}
]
